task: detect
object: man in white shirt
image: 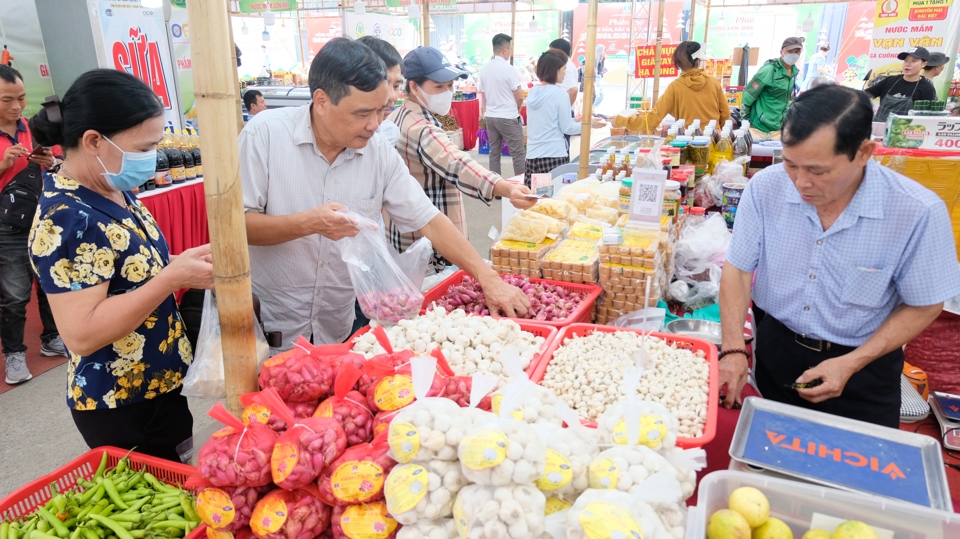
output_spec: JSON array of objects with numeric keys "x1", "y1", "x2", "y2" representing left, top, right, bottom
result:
[
  {"x1": 550, "y1": 38, "x2": 578, "y2": 107},
  {"x1": 479, "y1": 33, "x2": 526, "y2": 177},
  {"x1": 240, "y1": 38, "x2": 530, "y2": 349}
]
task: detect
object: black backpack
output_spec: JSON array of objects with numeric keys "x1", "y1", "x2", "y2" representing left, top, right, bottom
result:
[{"x1": 0, "y1": 162, "x2": 42, "y2": 229}]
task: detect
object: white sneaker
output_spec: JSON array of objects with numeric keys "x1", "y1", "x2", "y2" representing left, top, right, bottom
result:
[
  {"x1": 4, "y1": 352, "x2": 32, "y2": 384},
  {"x1": 40, "y1": 336, "x2": 68, "y2": 357}
]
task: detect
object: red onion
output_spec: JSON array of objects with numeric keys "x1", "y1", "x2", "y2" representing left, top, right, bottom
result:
[
  {"x1": 258, "y1": 337, "x2": 335, "y2": 402},
  {"x1": 316, "y1": 437, "x2": 396, "y2": 506},
  {"x1": 250, "y1": 487, "x2": 332, "y2": 539},
  {"x1": 330, "y1": 502, "x2": 398, "y2": 539},
  {"x1": 432, "y1": 274, "x2": 585, "y2": 322},
  {"x1": 186, "y1": 475, "x2": 272, "y2": 534},
  {"x1": 315, "y1": 364, "x2": 374, "y2": 446},
  {"x1": 198, "y1": 403, "x2": 279, "y2": 487},
  {"x1": 357, "y1": 290, "x2": 423, "y2": 325}
]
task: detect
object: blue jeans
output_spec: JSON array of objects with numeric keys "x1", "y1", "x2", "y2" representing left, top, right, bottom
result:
[{"x1": 0, "y1": 223, "x2": 58, "y2": 354}]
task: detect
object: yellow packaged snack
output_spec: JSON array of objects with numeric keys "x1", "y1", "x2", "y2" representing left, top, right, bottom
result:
[
  {"x1": 521, "y1": 210, "x2": 566, "y2": 237},
  {"x1": 501, "y1": 214, "x2": 549, "y2": 244},
  {"x1": 528, "y1": 198, "x2": 577, "y2": 222},
  {"x1": 585, "y1": 206, "x2": 619, "y2": 226}
]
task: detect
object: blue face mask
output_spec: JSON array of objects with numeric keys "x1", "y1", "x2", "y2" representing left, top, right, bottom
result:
[{"x1": 98, "y1": 136, "x2": 157, "y2": 191}]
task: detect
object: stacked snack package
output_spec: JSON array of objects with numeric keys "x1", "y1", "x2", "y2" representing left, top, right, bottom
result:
[
  {"x1": 541, "y1": 222, "x2": 603, "y2": 285},
  {"x1": 596, "y1": 226, "x2": 666, "y2": 324},
  {"x1": 490, "y1": 237, "x2": 557, "y2": 277}
]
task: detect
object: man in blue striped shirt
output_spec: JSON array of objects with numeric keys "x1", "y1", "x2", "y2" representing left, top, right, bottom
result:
[{"x1": 719, "y1": 85, "x2": 960, "y2": 428}]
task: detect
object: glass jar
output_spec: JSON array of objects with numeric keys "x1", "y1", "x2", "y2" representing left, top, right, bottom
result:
[
  {"x1": 689, "y1": 140, "x2": 710, "y2": 179},
  {"x1": 619, "y1": 178, "x2": 633, "y2": 215},
  {"x1": 663, "y1": 180, "x2": 682, "y2": 219}
]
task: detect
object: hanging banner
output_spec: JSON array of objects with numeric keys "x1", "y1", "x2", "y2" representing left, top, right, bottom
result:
[
  {"x1": 384, "y1": 0, "x2": 457, "y2": 12},
  {"x1": 635, "y1": 45, "x2": 678, "y2": 78},
  {"x1": 97, "y1": 0, "x2": 181, "y2": 129},
  {"x1": 239, "y1": 1, "x2": 296, "y2": 13},
  {"x1": 344, "y1": 12, "x2": 418, "y2": 57},
  {"x1": 462, "y1": 12, "x2": 559, "y2": 71},
  {"x1": 867, "y1": 0, "x2": 960, "y2": 96},
  {"x1": 169, "y1": 4, "x2": 195, "y2": 125},
  {"x1": 304, "y1": 17, "x2": 343, "y2": 63}
]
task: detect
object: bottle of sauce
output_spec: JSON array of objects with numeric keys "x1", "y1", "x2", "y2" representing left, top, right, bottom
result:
[
  {"x1": 188, "y1": 129, "x2": 203, "y2": 178},
  {"x1": 181, "y1": 132, "x2": 197, "y2": 181},
  {"x1": 166, "y1": 131, "x2": 186, "y2": 185},
  {"x1": 154, "y1": 142, "x2": 171, "y2": 188}
]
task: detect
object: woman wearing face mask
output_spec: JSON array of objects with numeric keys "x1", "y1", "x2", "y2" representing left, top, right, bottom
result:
[
  {"x1": 613, "y1": 41, "x2": 729, "y2": 134},
  {"x1": 388, "y1": 46, "x2": 535, "y2": 272},
  {"x1": 27, "y1": 69, "x2": 214, "y2": 460},
  {"x1": 741, "y1": 37, "x2": 803, "y2": 141}
]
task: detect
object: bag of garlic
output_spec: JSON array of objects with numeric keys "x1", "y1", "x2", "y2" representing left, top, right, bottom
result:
[
  {"x1": 540, "y1": 509, "x2": 569, "y2": 539},
  {"x1": 661, "y1": 447, "x2": 707, "y2": 502},
  {"x1": 531, "y1": 419, "x2": 596, "y2": 501},
  {"x1": 596, "y1": 367, "x2": 681, "y2": 450},
  {"x1": 565, "y1": 488, "x2": 672, "y2": 539},
  {"x1": 453, "y1": 484, "x2": 547, "y2": 539},
  {"x1": 587, "y1": 446, "x2": 680, "y2": 497},
  {"x1": 385, "y1": 460, "x2": 467, "y2": 524},
  {"x1": 491, "y1": 347, "x2": 565, "y2": 427},
  {"x1": 458, "y1": 415, "x2": 547, "y2": 486},
  {"x1": 396, "y1": 518, "x2": 458, "y2": 539}
]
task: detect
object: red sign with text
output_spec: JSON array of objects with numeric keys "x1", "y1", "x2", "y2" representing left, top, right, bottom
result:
[
  {"x1": 110, "y1": 27, "x2": 172, "y2": 109},
  {"x1": 635, "y1": 45, "x2": 678, "y2": 78}
]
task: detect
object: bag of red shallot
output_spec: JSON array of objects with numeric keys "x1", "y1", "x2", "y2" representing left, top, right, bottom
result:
[
  {"x1": 258, "y1": 337, "x2": 335, "y2": 402},
  {"x1": 240, "y1": 392, "x2": 321, "y2": 434},
  {"x1": 186, "y1": 473, "x2": 271, "y2": 534},
  {"x1": 429, "y1": 349, "x2": 493, "y2": 409},
  {"x1": 315, "y1": 364, "x2": 375, "y2": 446},
  {"x1": 316, "y1": 432, "x2": 396, "y2": 506},
  {"x1": 249, "y1": 485, "x2": 332, "y2": 539},
  {"x1": 371, "y1": 409, "x2": 400, "y2": 439},
  {"x1": 355, "y1": 326, "x2": 403, "y2": 397},
  {"x1": 362, "y1": 350, "x2": 445, "y2": 414},
  {"x1": 206, "y1": 527, "x2": 256, "y2": 539},
  {"x1": 199, "y1": 403, "x2": 278, "y2": 487},
  {"x1": 245, "y1": 388, "x2": 347, "y2": 490},
  {"x1": 330, "y1": 502, "x2": 399, "y2": 539},
  {"x1": 295, "y1": 341, "x2": 369, "y2": 399}
]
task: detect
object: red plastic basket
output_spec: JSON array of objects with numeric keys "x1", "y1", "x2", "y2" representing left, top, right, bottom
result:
[
  {"x1": 528, "y1": 323, "x2": 719, "y2": 449},
  {"x1": 421, "y1": 270, "x2": 602, "y2": 329},
  {"x1": 348, "y1": 320, "x2": 558, "y2": 379},
  {"x1": 0, "y1": 446, "x2": 197, "y2": 521}
]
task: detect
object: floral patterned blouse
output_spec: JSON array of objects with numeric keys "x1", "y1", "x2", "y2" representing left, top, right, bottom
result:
[{"x1": 28, "y1": 173, "x2": 192, "y2": 411}]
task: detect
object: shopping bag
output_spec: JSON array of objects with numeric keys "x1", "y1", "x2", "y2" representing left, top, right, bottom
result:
[
  {"x1": 391, "y1": 236, "x2": 433, "y2": 291},
  {"x1": 337, "y1": 211, "x2": 424, "y2": 325},
  {"x1": 181, "y1": 290, "x2": 270, "y2": 399}
]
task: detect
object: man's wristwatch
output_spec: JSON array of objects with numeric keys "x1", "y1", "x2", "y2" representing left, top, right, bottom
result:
[{"x1": 718, "y1": 348, "x2": 749, "y2": 360}]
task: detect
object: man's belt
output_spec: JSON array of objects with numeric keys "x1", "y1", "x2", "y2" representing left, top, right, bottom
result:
[{"x1": 794, "y1": 333, "x2": 836, "y2": 353}]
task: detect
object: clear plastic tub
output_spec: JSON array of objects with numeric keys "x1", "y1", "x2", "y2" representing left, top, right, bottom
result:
[{"x1": 688, "y1": 470, "x2": 960, "y2": 539}]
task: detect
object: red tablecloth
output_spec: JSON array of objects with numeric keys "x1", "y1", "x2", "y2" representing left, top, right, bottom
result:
[
  {"x1": 450, "y1": 99, "x2": 479, "y2": 151},
  {"x1": 697, "y1": 386, "x2": 960, "y2": 512},
  {"x1": 139, "y1": 180, "x2": 209, "y2": 255}
]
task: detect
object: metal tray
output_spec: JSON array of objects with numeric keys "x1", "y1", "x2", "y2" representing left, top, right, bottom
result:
[{"x1": 729, "y1": 397, "x2": 951, "y2": 511}]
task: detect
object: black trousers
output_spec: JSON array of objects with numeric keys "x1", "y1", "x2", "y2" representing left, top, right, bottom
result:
[
  {"x1": 754, "y1": 312, "x2": 902, "y2": 429},
  {"x1": 71, "y1": 386, "x2": 194, "y2": 462}
]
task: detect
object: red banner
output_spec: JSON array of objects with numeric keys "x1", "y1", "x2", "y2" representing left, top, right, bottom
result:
[
  {"x1": 635, "y1": 45, "x2": 678, "y2": 78},
  {"x1": 304, "y1": 17, "x2": 343, "y2": 63}
]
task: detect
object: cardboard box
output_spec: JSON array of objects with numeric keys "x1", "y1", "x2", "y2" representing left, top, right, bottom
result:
[
  {"x1": 884, "y1": 114, "x2": 960, "y2": 151},
  {"x1": 732, "y1": 47, "x2": 760, "y2": 67}
]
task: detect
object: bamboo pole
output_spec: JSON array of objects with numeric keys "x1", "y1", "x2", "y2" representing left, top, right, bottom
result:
[
  {"x1": 577, "y1": 0, "x2": 599, "y2": 180},
  {"x1": 423, "y1": 0, "x2": 430, "y2": 46},
  {"x1": 510, "y1": 0, "x2": 516, "y2": 65},
  {"x1": 703, "y1": 0, "x2": 712, "y2": 43},
  {"x1": 185, "y1": 0, "x2": 259, "y2": 416},
  {"x1": 651, "y1": 0, "x2": 666, "y2": 105},
  {"x1": 688, "y1": 0, "x2": 697, "y2": 42}
]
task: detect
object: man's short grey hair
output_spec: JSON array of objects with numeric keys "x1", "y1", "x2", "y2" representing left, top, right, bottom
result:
[{"x1": 308, "y1": 37, "x2": 387, "y2": 105}]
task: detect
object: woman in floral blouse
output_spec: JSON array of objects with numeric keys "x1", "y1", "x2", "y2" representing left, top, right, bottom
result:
[{"x1": 28, "y1": 70, "x2": 214, "y2": 461}]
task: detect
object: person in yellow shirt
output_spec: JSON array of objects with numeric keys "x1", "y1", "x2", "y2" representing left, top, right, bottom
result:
[{"x1": 614, "y1": 41, "x2": 730, "y2": 133}]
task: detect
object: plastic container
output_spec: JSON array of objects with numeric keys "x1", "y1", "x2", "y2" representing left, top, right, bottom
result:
[
  {"x1": 528, "y1": 323, "x2": 719, "y2": 448},
  {"x1": 688, "y1": 470, "x2": 960, "y2": 539},
  {"x1": 347, "y1": 320, "x2": 558, "y2": 381},
  {"x1": 421, "y1": 270, "x2": 602, "y2": 329},
  {"x1": 0, "y1": 446, "x2": 198, "y2": 521},
  {"x1": 663, "y1": 180, "x2": 682, "y2": 219},
  {"x1": 619, "y1": 177, "x2": 633, "y2": 214}
]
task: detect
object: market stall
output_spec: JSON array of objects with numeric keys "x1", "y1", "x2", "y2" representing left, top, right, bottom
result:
[{"x1": 139, "y1": 180, "x2": 210, "y2": 256}]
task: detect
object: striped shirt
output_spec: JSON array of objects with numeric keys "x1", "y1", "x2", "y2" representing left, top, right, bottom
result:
[
  {"x1": 240, "y1": 105, "x2": 440, "y2": 349},
  {"x1": 387, "y1": 100, "x2": 500, "y2": 267},
  {"x1": 727, "y1": 159, "x2": 960, "y2": 347}
]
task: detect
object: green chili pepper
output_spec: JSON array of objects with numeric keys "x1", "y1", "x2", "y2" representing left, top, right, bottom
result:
[
  {"x1": 29, "y1": 531, "x2": 60, "y2": 539},
  {"x1": 101, "y1": 480, "x2": 128, "y2": 511},
  {"x1": 76, "y1": 485, "x2": 104, "y2": 507},
  {"x1": 94, "y1": 453, "x2": 109, "y2": 481},
  {"x1": 86, "y1": 515, "x2": 133, "y2": 539},
  {"x1": 177, "y1": 495, "x2": 197, "y2": 524},
  {"x1": 36, "y1": 508, "x2": 68, "y2": 539},
  {"x1": 146, "y1": 521, "x2": 188, "y2": 532}
]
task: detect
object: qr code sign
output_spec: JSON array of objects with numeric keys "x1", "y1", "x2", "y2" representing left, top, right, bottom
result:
[
  {"x1": 635, "y1": 183, "x2": 659, "y2": 202},
  {"x1": 632, "y1": 182, "x2": 660, "y2": 215}
]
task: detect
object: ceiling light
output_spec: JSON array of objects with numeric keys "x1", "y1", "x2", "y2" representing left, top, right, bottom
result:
[
  {"x1": 529, "y1": 15, "x2": 538, "y2": 30},
  {"x1": 262, "y1": 27, "x2": 271, "y2": 41},
  {"x1": 263, "y1": 6, "x2": 276, "y2": 26},
  {"x1": 355, "y1": 0, "x2": 366, "y2": 16},
  {"x1": 241, "y1": 19, "x2": 249, "y2": 35}
]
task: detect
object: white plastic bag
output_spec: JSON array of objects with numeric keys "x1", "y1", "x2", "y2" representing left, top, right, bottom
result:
[
  {"x1": 181, "y1": 291, "x2": 269, "y2": 399},
  {"x1": 393, "y1": 236, "x2": 434, "y2": 290},
  {"x1": 565, "y1": 489, "x2": 670, "y2": 539},
  {"x1": 493, "y1": 347, "x2": 565, "y2": 427},
  {"x1": 454, "y1": 484, "x2": 547, "y2": 539},
  {"x1": 532, "y1": 416, "x2": 597, "y2": 500},
  {"x1": 337, "y1": 211, "x2": 424, "y2": 325},
  {"x1": 673, "y1": 213, "x2": 731, "y2": 287},
  {"x1": 459, "y1": 416, "x2": 546, "y2": 486}
]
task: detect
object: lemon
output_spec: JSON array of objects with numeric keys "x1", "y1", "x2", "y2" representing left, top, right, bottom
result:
[
  {"x1": 707, "y1": 509, "x2": 752, "y2": 539},
  {"x1": 728, "y1": 487, "x2": 770, "y2": 528}
]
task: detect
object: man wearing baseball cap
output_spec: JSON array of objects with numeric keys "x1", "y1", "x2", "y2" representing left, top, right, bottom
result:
[
  {"x1": 387, "y1": 46, "x2": 536, "y2": 273},
  {"x1": 741, "y1": 37, "x2": 803, "y2": 141},
  {"x1": 866, "y1": 47, "x2": 937, "y2": 121},
  {"x1": 923, "y1": 52, "x2": 951, "y2": 81}
]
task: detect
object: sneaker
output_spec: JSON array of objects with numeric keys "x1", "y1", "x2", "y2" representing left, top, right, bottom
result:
[
  {"x1": 4, "y1": 352, "x2": 32, "y2": 384},
  {"x1": 40, "y1": 336, "x2": 68, "y2": 357}
]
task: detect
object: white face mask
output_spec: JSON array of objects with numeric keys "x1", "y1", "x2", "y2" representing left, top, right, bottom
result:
[
  {"x1": 416, "y1": 85, "x2": 453, "y2": 116},
  {"x1": 782, "y1": 53, "x2": 801, "y2": 66}
]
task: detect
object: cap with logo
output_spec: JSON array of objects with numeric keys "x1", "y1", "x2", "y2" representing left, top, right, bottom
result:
[
  {"x1": 926, "y1": 52, "x2": 950, "y2": 67},
  {"x1": 402, "y1": 46, "x2": 469, "y2": 83},
  {"x1": 897, "y1": 47, "x2": 931, "y2": 62},
  {"x1": 781, "y1": 37, "x2": 803, "y2": 51}
]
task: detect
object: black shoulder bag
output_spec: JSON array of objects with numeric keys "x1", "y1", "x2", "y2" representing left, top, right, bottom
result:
[{"x1": 0, "y1": 162, "x2": 43, "y2": 230}]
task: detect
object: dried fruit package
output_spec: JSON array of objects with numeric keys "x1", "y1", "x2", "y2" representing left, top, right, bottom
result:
[
  {"x1": 198, "y1": 402, "x2": 279, "y2": 487},
  {"x1": 315, "y1": 364, "x2": 375, "y2": 446},
  {"x1": 249, "y1": 486, "x2": 332, "y2": 539},
  {"x1": 258, "y1": 337, "x2": 335, "y2": 402},
  {"x1": 317, "y1": 434, "x2": 397, "y2": 506}
]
